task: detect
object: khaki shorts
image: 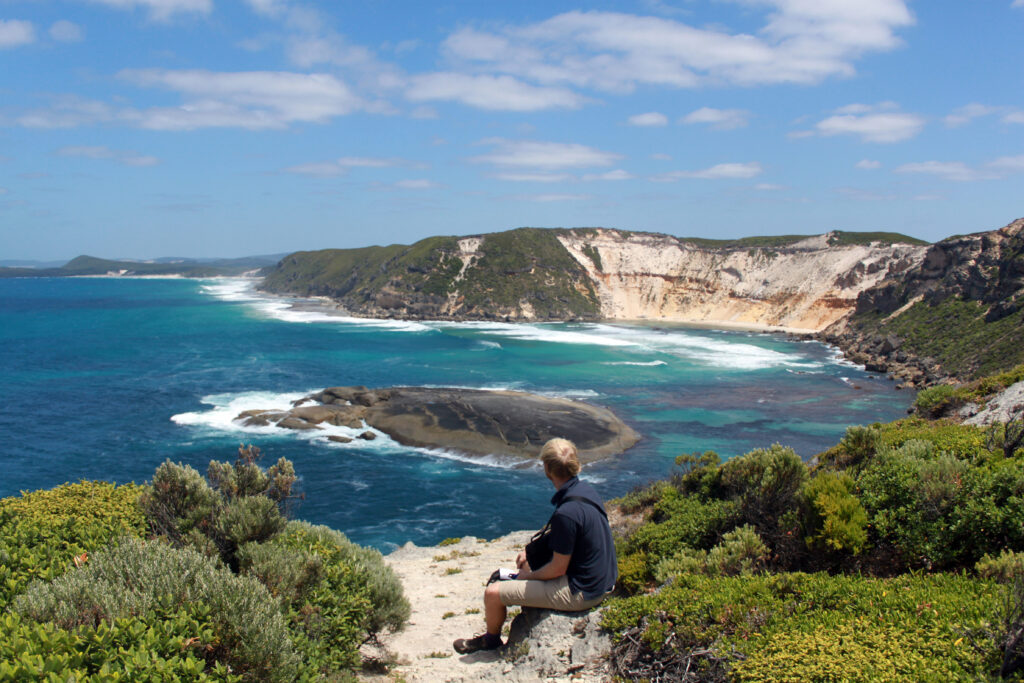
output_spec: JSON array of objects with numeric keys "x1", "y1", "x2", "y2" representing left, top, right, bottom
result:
[{"x1": 497, "y1": 575, "x2": 608, "y2": 612}]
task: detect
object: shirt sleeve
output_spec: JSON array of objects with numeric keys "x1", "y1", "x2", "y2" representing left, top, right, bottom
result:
[{"x1": 548, "y1": 509, "x2": 578, "y2": 556}]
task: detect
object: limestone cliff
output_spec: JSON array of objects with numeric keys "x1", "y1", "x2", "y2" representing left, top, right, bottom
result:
[{"x1": 556, "y1": 229, "x2": 926, "y2": 332}]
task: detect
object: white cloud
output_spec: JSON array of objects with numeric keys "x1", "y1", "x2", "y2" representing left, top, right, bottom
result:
[
  {"x1": 628, "y1": 112, "x2": 668, "y2": 127},
  {"x1": 856, "y1": 159, "x2": 882, "y2": 169},
  {"x1": 393, "y1": 179, "x2": 440, "y2": 189},
  {"x1": 652, "y1": 162, "x2": 763, "y2": 181},
  {"x1": 284, "y1": 156, "x2": 421, "y2": 176},
  {"x1": 680, "y1": 107, "x2": 750, "y2": 130},
  {"x1": 49, "y1": 20, "x2": 83, "y2": 42},
  {"x1": 755, "y1": 183, "x2": 785, "y2": 191},
  {"x1": 440, "y1": 3, "x2": 912, "y2": 95},
  {"x1": 650, "y1": 153, "x2": 672, "y2": 160},
  {"x1": 1014, "y1": 0, "x2": 1024, "y2": 8},
  {"x1": 407, "y1": 73, "x2": 585, "y2": 111},
  {"x1": 87, "y1": 0, "x2": 212, "y2": 21},
  {"x1": 582, "y1": 169, "x2": 634, "y2": 181},
  {"x1": 57, "y1": 145, "x2": 159, "y2": 166},
  {"x1": 1003, "y1": 112, "x2": 1024, "y2": 125},
  {"x1": 0, "y1": 19, "x2": 35, "y2": 48},
  {"x1": 944, "y1": 103, "x2": 999, "y2": 128},
  {"x1": 410, "y1": 105, "x2": 437, "y2": 119},
  {"x1": 812, "y1": 103, "x2": 925, "y2": 143},
  {"x1": 895, "y1": 161, "x2": 995, "y2": 182},
  {"x1": 494, "y1": 173, "x2": 574, "y2": 183},
  {"x1": 118, "y1": 69, "x2": 363, "y2": 129},
  {"x1": 989, "y1": 155, "x2": 1024, "y2": 172},
  {"x1": 512, "y1": 193, "x2": 592, "y2": 202},
  {"x1": 471, "y1": 139, "x2": 622, "y2": 169}
]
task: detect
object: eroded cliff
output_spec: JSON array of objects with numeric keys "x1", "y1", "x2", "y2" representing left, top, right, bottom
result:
[{"x1": 557, "y1": 229, "x2": 926, "y2": 332}]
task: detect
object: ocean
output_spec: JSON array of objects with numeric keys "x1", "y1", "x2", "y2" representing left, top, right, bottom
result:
[{"x1": 0, "y1": 277, "x2": 911, "y2": 551}]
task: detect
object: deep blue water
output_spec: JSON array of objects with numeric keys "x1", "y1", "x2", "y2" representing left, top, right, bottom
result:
[{"x1": 0, "y1": 277, "x2": 912, "y2": 551}]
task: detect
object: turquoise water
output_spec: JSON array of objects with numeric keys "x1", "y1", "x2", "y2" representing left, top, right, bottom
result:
[{"x1": 0, "y1": 277, "x2": 912, "y2": 550}]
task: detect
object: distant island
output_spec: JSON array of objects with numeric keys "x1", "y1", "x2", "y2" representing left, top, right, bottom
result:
[{"x1": 0, "y1": 253, "x2": 286, "y2": 278}]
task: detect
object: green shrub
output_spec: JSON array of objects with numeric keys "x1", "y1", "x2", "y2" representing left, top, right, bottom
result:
[
  {"x1": 142, "y1": 446, "x2": 293, "y2": 570},
  {"x1": 977, "y1": 550, "x2": 1024, "y2": 583},
  {"x1": 261, "y1": 522, "x2": 410, "y2": 674},
  {"x1": 15, "y1": 536, "x2": 301, "y2": 682},
  {"x1": 720, "y1": 444, "x2": 807, "y2": 540},
  {"x1": 801, "y1": 471, "x2": 868, "y2": 556},
  {"x1": 0, "y1": 481, "x2": 147, "y2": 608},
  {"x1": 0, "y1": 609, "x2": 238, "y2": 681},
  {"x1": 915, "y1": 384, "x2": 960, "y2": 417},
  {"x1": 654, "y1": 525, "x2": 768, "y2": 582},
  {"x1": 602, "y1": 571, "x2": 1002, "y2": 682}
]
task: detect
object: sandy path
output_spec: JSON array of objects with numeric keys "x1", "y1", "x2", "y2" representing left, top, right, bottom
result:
[{"x1": 367, "y1": 531, "x2": 547, "y2": 682}]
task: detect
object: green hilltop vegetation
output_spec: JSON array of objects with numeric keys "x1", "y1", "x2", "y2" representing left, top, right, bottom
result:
[
  {"x1": 261, "y1": 227, "x2": 602, "y2": 320},
  {"x1": 0, "y1": 446, "x2": 409, "y2": 681},
  {"x1": 672, "y1": 229, "x2": 928, "y2": 250},
  {"x1": 601, "y1": 364, "x2": 1024, "y2": 681}
]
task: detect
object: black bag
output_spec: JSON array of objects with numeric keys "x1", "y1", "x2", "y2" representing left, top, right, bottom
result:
[{"x1": 523, "y1": 495, "x2": 607, "y2": 570}]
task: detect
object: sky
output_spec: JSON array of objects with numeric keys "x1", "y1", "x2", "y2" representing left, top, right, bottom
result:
[{"x1": 1, "y1": 0, "x2": 1022, "y2": 261}]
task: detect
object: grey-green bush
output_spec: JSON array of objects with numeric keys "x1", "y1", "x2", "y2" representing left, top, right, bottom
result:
[{"x1": 15, "y1": 536, "x2": 301, "y2": 682}]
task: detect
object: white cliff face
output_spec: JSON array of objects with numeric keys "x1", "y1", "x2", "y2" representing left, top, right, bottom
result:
[{"x1": 557, "y1": 229, "x2": 928, "y2": 333}]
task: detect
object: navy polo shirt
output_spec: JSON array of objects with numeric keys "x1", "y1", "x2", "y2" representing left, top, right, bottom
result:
[{"x1": 547, "y1": 477, "x2": 618, "y2": 600}]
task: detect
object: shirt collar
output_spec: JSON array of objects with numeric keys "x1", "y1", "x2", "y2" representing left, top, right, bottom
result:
[{"x1": 550, "y1": 476, "x2": 579, "y2": 506}]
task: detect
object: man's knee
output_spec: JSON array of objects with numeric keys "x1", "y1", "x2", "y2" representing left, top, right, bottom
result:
[{"x1": 484, "y1": 583, "x2": 503, "y2": 605}]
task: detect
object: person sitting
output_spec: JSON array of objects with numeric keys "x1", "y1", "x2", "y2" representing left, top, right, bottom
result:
[{"x1": 453, "y1": 437, "x2": 618, "y2": 654}]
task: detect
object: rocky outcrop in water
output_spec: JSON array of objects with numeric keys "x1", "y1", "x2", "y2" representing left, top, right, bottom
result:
[{"x1": 237, "y1": 386, "x2": 639, "y2": 462}]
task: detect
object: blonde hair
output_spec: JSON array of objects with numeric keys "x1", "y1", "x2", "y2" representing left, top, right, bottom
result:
[{"x1": 540, "y1": 438, "x2": 580, "y2": 480}]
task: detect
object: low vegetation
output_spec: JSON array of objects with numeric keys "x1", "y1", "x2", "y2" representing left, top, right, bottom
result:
[
  {"x1": 605, "y1": 385, "x2": 1024, "y2": 681},
  {"x1": 0, "y1": 446, "x2": 408, "y2": 681}
]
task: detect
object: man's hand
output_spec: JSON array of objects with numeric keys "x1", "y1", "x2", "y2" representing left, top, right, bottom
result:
[
  {"x1": 516, "y1": 551, "x2": 570, "y2": 582},
  {"x1": 515, "y1": 551, "x2": 528, "y2": 571}
]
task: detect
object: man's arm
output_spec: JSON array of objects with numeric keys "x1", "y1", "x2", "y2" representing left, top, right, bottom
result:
[{"x1": 516, "y1": 551, "x2": 570, "y2": 581}]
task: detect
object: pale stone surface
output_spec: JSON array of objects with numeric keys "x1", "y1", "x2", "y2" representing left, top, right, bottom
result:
[
  {"x1": 557, "y1": 229, "x2": 927, "y2": 332},
  {"x1": 966, "y1": 381, "x2": 1024, "y2": 425}
]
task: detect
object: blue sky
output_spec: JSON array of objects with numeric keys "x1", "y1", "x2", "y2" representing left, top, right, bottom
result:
[{"x1": 1, "y1": 0, "x2": 1022, "y2": 260}]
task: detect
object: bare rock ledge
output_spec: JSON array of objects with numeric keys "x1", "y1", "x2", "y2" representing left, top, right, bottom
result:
[{"x1": 236, "y1": 385, "x2": 640, "y2": 462}]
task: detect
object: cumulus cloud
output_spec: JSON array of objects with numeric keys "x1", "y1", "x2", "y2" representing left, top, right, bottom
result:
[
  {"x1": 1014, "y1": 1, "x2": 1024, "y2": 8},
  {"x1": 283, "y1": 156, "x2": 422, "y2": 176},
  {"x1": 393, "y1": 178, "x2": 440, "y2": 189},
  {"x1": 805, "y1": 103, "x2": 925, "y2": 143},
  {"x1": 680, "y1": 107, "x2": 750, "y2": 130},
  {"x1": 1003, "y1": 111, "x2": 1024, "y2": 124},
  {"x1": 894, "y1": 155, "x2": 1024, "y2": 182},
  {"x1": 407, "y1": 73, "x2": 585, "y2": 111},
  {"x1": 57, "y1": 145, "x2": 159, "y2": 166},
  {"x1": 582, "y1": 169, "x2": 634, "y2": 181},
  {"x1": 471, "y1": 139, "x2": 622, "y2": 169},
  {"x1": 87, "y1": 0, "x2": 212, "y2": 21},
  {"x1": 49, "y1": 20, "x2": 83, "y2": 42},
  {"x1": 511, "y1": 193, "x2": 592, "y2": 202},
  {"x1": 440, "y1": 3, "x2": 913, "y2": 95},
  {"x1": 0, "y1": 19, "x2": 35, "y2": 48},
  {"x1": 895, "y1": 161, "x2": 990, "y2": 182},
  {"x1": 652, "y1": 162, "x2": 763, "y2": 181},
  {"x1": 944, "y1": 103, "x2": 1000, "y2": 128},
  {"x1": 493, "y1": 172, "x2": 575, "y2": 183},
  {"x1": 628, "y1": 112, "x2": 668, "y2": 127},
  {"x1": 856, "y1": 159, "x2": 882, "y2": 169},
  {"x1": 118, "y1": 69, "x2": 364, "y2": 129}
]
